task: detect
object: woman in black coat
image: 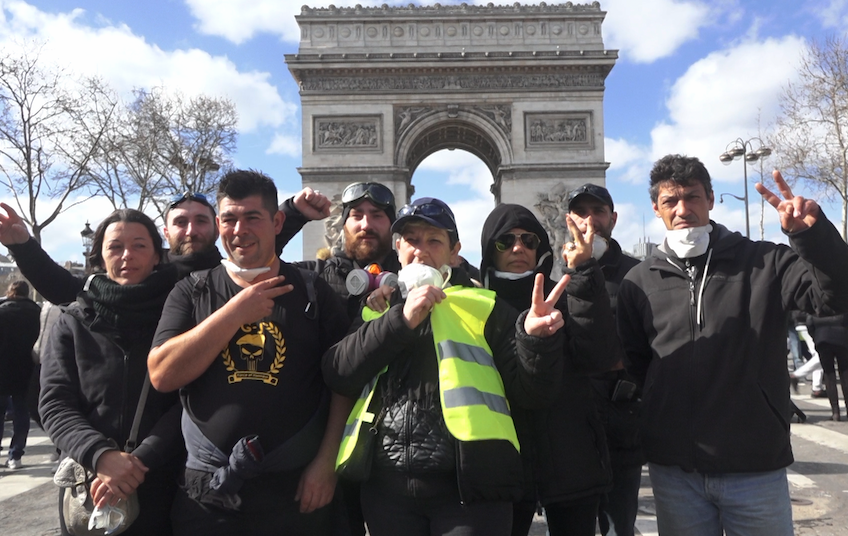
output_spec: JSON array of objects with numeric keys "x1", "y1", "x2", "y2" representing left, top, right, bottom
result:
[
  {"x1": 479, "y1": 204, "x2": 619, "y2": 536},
  {"x1": 39, "y1": 209, "x2": 181, "y2": 536}
]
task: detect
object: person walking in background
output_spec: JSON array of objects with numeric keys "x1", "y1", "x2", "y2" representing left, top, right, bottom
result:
[
  {"x1": 0, "y1": 280, "x2": 40, "y2": 470},
  {"x1": 806, "y1": 314, "x2": 848, "y2": 420}
]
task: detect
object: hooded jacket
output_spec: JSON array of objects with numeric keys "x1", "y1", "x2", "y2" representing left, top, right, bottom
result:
[
  {"x1": 618, "y1": 214, "x2": 848, "y2": 473},
  {"x1": 479, "y1": 204, "x2": 617, "y2": 505}
]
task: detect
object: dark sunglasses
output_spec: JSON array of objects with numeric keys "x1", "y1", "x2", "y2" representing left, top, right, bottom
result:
[
  {"x1": 495, "y1": 232, "x2": 541, "y2": 252},
  {"x1": 169, "y1": 191, "x2": 211, "y2": 209},
  {"x1": 342, "y1": 182, "x2": 395, "y2": 208},
  {"x1": 397, "y1": 202, "x2": 456, "y2": 224}
]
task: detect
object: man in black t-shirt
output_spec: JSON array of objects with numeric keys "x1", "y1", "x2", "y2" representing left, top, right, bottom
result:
[{"x1": 149, "y1": 170, "x2": 350, "y2": 535}]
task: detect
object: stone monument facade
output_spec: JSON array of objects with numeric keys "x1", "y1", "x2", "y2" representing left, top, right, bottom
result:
[{"x1": 285, "y1": 2, "x2": 617, "y2": 261}]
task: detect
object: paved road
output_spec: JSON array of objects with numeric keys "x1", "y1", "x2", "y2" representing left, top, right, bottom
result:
[{"x1": 3, "y1": 388, "x2": 848, "y2": 535}]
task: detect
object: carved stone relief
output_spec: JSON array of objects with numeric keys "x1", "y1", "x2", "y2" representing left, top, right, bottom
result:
[
  {"x1": 394, "y1": 104, "x2": 512, "y2": 139},
  {"x1": 301, "y1": 72, "x2": 605, "y2": 93},
  {"x1": 314, "y1": 116, "x2": 382, "y2": 152},
  {"x1": 534, "y1": 182, "x2": 573, "y2": 276},
  {"x1": 323, "y1": 193, "x2": 345, "y2": 252},
  {"x1": 525, "y1": 112, "x2": 592, "y2": 149}
]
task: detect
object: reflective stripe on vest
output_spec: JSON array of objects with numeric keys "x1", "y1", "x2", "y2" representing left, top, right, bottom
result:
[
  {"x1": 431, "y1": 286, "x2": 520, "y2": 452},
  {"x1": 335, "y1": 305, "x2": 388, "y2": 470}
]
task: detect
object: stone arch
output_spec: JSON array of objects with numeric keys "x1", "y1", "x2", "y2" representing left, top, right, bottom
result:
[
  {"x1": 395, "y1": 107, "x2": 513, "y2": 187},
  {"x1": 286, "y1": 2, "x2": 617, "y2": 262}
]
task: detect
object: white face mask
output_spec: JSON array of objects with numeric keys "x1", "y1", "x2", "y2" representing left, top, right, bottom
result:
[
  {"x1": 221, "y1": 259, "x2": 271, "y2": 283},
  {"x1": 397, "y1": 263, "x2": 451, "y2": 298},
  {"x1": 664, "y1": 224, "x2": 713, "y2": 259},
  {"x1": 591, "y1": 236, "x2": 609, "y2": 261}
]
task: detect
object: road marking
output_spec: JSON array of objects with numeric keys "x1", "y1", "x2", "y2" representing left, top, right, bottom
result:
[
  {"x1": 787, "y1": 469, "x2": 816, "y2": 489},
  {"x1": 635, "y1": 514, "x2": 658, "y2": 536},
  {"x1": 791, "y1": 422, "x2": 848, "y2": 455}
]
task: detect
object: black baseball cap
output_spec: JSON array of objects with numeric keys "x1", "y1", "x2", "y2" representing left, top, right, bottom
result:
[
  {"x1": 391, "y1": 197, "x2": 458, "y2": 239},
  {"x1": 567, "y1": 183, "x2": 614, "y2": 212}
]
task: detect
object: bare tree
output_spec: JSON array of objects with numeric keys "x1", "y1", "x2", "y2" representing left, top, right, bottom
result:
[
  {"x1": 771, "y1": 35, "x2": 848, "y2": 240},
  {"x1": 85, "y1": 87, "x2": 238, "y2": 222},
  {"x1": 0, "y1": 43, "x2": 115, "y2": 243}
]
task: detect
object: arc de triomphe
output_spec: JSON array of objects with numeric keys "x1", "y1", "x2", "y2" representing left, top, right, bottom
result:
[{"x1": 285, "y1": 2, "x2": 617, "y2": 261}]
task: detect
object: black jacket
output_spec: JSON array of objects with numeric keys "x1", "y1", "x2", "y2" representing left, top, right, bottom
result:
[
  {"x1": 38, "y1": 287, "x2": 181, "y2": 472},
  {"x1": 277, "y1": 197, "x2": 402, "y2": 321},
  {"x1": 806, "y1": 313, "x2": 848, "y2": 349},
  {"x1": 479, "y1": 203, "x2": 617, "y2": 505},
  {"x1": 322, "y1": 268, "x2": 564, "y2": 503},
  {"x1": 618, "y1": 215, "x2": 848, "y2": 473},
  {"x1": 0, "y1": 297, "x2": 40, "y2": 395}
]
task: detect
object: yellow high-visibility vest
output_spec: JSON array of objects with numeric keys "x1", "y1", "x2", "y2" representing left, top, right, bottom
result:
[
  {"x1": 336, "y1": 287, "x2": 520, "y2": 473},
  {"x1": 431, "y1": 286, "x2": 519, "y2": 452}
]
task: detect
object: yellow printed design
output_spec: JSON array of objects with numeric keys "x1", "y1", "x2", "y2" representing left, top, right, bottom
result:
[{"x1": 221, "y1": 322, "x2": 286, "y2": 385}]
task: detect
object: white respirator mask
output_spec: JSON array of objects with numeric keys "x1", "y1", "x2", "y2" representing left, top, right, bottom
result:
[{"x1": 397, "y1": 263, "x2": 452, "y2": 298}]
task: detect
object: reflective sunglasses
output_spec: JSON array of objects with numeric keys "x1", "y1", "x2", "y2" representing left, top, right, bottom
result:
[
  {"x1": 495, "y1": 232, "x2": 541, "y2": 252},
  {"x1": 169, "y1": 191, "x2": 212, "y2": 210},
  {"x1": 397, "y1": 202, "x2": 456, "y2": 225},
  {"x1": 341, "y1": 182, "x2": 395, "y2": 208}
]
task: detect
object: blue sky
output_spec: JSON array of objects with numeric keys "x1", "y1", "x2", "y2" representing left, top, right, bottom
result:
[{"x1": 1, "y1": 0, "x2": 845, "y2": 268}]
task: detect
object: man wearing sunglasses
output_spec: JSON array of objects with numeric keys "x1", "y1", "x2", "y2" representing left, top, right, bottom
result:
[
  {"x1": 276, "y1": 181, "x2": 401, "y2": 321},
  {"x1": 566, "y1": 184, "x2": 643, "y2": 536},
  {"x1": 479, "y1": 203, "x2": 619, "y2": 536}
]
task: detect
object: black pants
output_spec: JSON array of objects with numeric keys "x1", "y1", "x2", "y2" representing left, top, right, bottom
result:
[
  {"x1": 172, "y1": 468, "x2": 333, "y2": 536},
  {"x1": 361, "y1": 477, "x2": 512, "y2": 536},
  {"x1": 544, "y1": 494, "x2": 602, "y2": 536}
]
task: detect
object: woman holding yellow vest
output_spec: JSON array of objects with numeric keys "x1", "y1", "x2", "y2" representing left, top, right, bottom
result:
[{"x1": 322, "y1": 198, "x2": 568, "y2": 536}]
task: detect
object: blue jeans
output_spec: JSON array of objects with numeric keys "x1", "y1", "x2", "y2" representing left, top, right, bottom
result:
[
  {"x1": 648, "y1": 463, "x2": 793, "y2": 536},
  {"x1": 0, "y1": 394, "x2": 30, "y2": 460}
]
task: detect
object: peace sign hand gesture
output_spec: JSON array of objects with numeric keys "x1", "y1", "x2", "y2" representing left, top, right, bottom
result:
[
  {"x1": 755, "y1": 170, "x2": 820, "y2": 233},
  {"x1": 523, "y1": 273, "x2": 569, "y2": 338},
  {"x1": 562, "y1": 214, "x2": 594, "y2": 268}
]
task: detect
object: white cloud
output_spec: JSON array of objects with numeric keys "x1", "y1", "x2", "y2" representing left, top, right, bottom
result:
[
  {"x1": 814, "y1": 0, "x2": 848, "y2": 29},
  {"x1": 418, "y1": 149, "x2": 492, "y2": 198},
  {"x1": 605, "y1": 137, "x2": 652, "y2": 185},
  {"x1": 0, "y1": 2, "x2": 295, "y2": 132},
  {"x1": 603, "y1": 0, "x2": 712, "y2": 63},
  {"x1": 266, "y1": 133, "x2": 302, "y2": 157},
  {"x1": 185, "y1": 0, "x2": 410, "y2": 45},
  {"x1": 650, "y1": 35, "x2": 806, "y2": 184}
]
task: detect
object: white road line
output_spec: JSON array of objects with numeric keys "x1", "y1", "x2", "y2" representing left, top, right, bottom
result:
[
  {"x1": 635, "y1": 514, "x2": 658, "y2": 536},
  {"x1": 787, "y1": 469, "x2": 817, "y2": 490},
  {"x1": 791, "y1": 422, "x2": 848, "y2": 455}
]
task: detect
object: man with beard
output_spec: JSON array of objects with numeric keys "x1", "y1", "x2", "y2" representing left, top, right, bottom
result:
[
  {"x1": 277, "y1": 182, "x2": 400, "y2": 321},
  {"x1": 0, "y1": 193, "x2": 221, "y2": 305},
  {"x1": 566, "y1": 184, "x2": 642, "y2": 536}
]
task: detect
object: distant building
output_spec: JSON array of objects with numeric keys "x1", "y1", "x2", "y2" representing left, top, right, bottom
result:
[
  {"x1": 63, "y1": 261, "x2": 86, "y2": 277},
  {"x1": 632, "y1": 237, "x2": 658, "y2": 260}
]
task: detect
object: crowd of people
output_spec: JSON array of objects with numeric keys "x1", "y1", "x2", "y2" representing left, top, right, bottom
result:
[{"x1": 0, "y1": 153, "x2": 846, "y2": 536}]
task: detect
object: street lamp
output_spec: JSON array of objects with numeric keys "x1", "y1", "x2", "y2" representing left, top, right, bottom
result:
[
  {"x1": 80, "y1": 222, "x2": 94, "y2": 270},
  {"x1": 719, "y1": 138, "x2": 772, "y2": 238}
]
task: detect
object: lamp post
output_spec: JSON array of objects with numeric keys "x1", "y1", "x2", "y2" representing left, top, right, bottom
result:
[
  {"x1": 719, "y1": 138, "x2": 772, "y2": 238},
  {"x1": 80, "y1": 222, "x2": 94, "y2": 270}
]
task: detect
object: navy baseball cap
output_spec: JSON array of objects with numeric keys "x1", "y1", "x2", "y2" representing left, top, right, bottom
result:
[
  {"x1": 391, "y1": 197, "x2": 458, "y2": 239},
  {"x1": 567, "y1": 183, "x2": 614, "y2": 212}
]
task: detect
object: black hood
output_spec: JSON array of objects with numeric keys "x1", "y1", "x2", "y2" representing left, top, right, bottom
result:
[{"x1": 479, "y1": 204, "x2": 553, "y2": 280}]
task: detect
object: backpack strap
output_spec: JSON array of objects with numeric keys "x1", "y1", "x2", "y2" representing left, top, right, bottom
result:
[{"x1": 298, "y1": 267, "x2": 319, "y2": 321}]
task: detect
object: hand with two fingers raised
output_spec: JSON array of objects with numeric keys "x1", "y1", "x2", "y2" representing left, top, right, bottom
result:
[
  {"x1": 562, "y1": 214, "x2": 594, "y2": 268},
  {"x1": 523, "y1": 273, "x2": 570, "y2": 337},
  {"x1": 755, "y1": 169, "x2": 821, "y2": 234},
  {"x1": 225, "y1": 275, "x2": 294, "y2": 325}
]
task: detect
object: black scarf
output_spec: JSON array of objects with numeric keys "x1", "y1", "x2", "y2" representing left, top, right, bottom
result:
[{"x1": 83, "y1": 266, "x2": 178, "y2": 330}]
